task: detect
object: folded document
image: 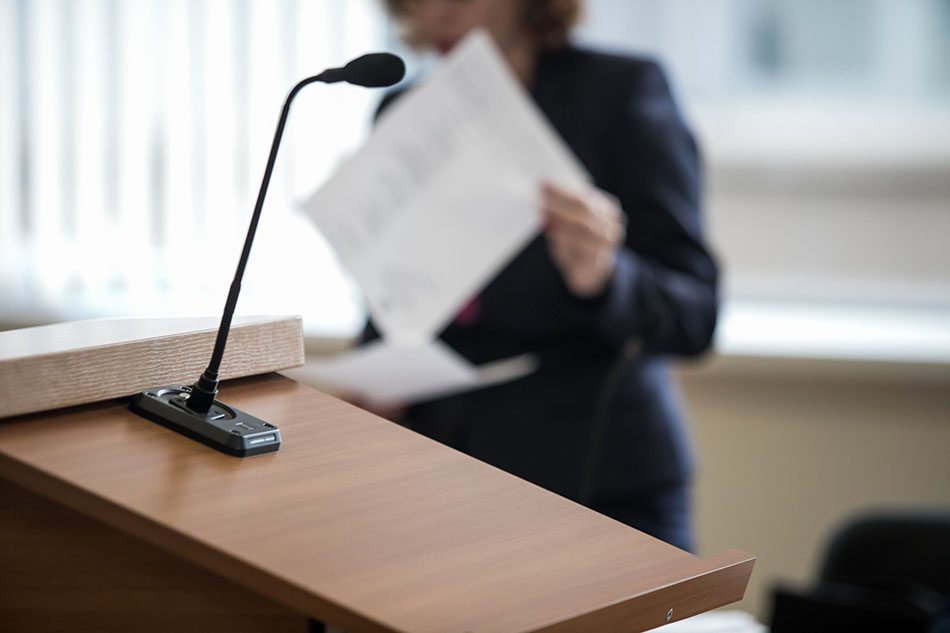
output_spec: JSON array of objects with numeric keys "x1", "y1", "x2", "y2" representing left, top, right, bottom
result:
[
  {"x1": 284, "y1": 340, "x2": 537, "y2": 404},
  {"x1": 299, "y1": 30, "x2": 586, "y2": 403}
]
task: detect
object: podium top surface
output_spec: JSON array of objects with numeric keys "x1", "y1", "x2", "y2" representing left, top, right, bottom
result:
[
  {"x1": 0, "y1": 374, "x2": 753, "y2": 633},
  {"x1": 0, "y1": 316, "x2": 283, "y2": 360}
]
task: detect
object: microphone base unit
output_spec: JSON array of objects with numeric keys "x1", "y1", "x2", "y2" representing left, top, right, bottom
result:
[{"x1": 130, "y1": 386, "x2": 281, "y2": 457}]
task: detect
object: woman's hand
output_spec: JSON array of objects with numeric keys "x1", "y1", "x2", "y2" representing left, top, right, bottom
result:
[{"x1": 540, "y1": 182, "x2": 626, "y2": 298}]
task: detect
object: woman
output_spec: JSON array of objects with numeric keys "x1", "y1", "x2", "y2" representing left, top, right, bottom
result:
[{"x1": 367, "y1": 0, "x2": 718, "y2": 552}]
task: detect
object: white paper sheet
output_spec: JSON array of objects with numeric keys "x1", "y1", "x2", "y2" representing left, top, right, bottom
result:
[
  {"x1": 282, "y1": 339, "x2": 537, "y2": 405},
  {"x1": 302, "y1": 30, "x2": 587, "y2": 341}
]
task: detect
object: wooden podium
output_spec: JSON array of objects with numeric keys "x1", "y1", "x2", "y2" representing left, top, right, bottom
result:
[{"x1": 0, "y1": 319, "x2": 753, "y2": 632}]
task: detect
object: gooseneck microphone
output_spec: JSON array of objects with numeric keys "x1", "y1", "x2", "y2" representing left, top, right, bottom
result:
[
  {"x1": 130, "y1": 52, "x2": 405, "y2": 457},
  {"x1": 318, "y1": 52, "x2": 408, "y2": 87}
]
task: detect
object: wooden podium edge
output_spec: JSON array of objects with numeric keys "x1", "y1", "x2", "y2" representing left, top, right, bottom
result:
[
  {"x1": 0, "y1": 316, "x2": 304, "y2": 419},
  {"x1": 528, "y1": 548, "x2": 755, "y2": 633},
  {"x1": 0, "y1": 419, "x2": 395, "y2": 633}
]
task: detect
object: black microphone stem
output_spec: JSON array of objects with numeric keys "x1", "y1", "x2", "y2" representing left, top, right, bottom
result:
[
  {"x1": 130, "y1": 53, "x2": 404, "y2": 456},
  {"x1": 187, "y1": 74, "x2": 328, "y2": 414}
]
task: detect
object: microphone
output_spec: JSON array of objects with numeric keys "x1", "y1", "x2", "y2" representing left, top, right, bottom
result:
[
  {"x1": 318, "y1": 53, "x2": 406, "y2": 87},
  {"x1": 130, "y1": 52, "x2": 406, "y2": 457}
]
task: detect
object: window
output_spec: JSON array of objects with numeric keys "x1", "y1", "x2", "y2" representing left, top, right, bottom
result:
[
  {"x1": 4, "y1": 0, "x2": 948, "y2": 360},
  {"x1": 577, "y1": 0, "x2": 950, "y2": 360},
  {"x1": 0, "y1": 0, "x2": 388, "y2": 334}
]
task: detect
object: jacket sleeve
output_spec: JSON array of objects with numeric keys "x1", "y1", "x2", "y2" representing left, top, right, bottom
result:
[{"x1": 583, "y1": 61, "x2": 719, "y2": 357}]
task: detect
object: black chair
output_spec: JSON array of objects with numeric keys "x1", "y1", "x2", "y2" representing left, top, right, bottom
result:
[{"x1": 769, "y1": 512, "x2": 950, "y2": 633}]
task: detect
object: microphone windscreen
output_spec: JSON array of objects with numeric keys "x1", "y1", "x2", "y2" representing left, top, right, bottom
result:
[{"x1": 342, "y1": 53, "x2": 406, "y2": 88}]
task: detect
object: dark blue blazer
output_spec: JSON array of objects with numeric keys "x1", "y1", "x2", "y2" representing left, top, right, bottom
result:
[{"x1": 363, "y1": 44, "x2": 718, "y2": 503}]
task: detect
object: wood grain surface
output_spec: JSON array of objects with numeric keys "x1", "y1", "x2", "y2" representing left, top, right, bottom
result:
[
  {"x1": 0, "y1": 479, "x2": 308, "y2": 633},
  {"x1": 0, "y1": 374, "x2": 754, "y2": 633},
  {"x1": 0, "y1": 316, "x2": 304, "y2": 418}
]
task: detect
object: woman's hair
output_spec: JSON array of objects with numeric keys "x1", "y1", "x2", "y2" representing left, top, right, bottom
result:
[{"x1": 382, "y1": 0, "x2": 582, "y2": 50}]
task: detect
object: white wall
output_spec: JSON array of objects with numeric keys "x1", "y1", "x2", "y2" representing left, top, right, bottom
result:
[{"x1": 706, "y1": 163, "x2": 950, "y2": 306}]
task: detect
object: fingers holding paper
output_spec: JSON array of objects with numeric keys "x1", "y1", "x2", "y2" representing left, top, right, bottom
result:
[{"x1": 540, "y1": 182, "x2": 626, "y2": 298}]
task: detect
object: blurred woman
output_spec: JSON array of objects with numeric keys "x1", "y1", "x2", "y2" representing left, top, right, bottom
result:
[{"x1": 366, "y1": 0, "x2": 718, "y2": 552}]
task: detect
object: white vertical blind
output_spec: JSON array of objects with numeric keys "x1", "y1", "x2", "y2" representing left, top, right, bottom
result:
[
  {"x1": 26, "y1": 0, "x2": 68, "y2": 299},
  {"x1": 1, "y1": 0, "x2": 387, "y2": 333},
  {"x1": 202, "y1": 0, "x2": 240, "y2": 252},
  {"x1": 74, "y1": 0, "x2": 111, "y2": 287},
  {"x1": 0, "y1": 0, "x2": 21, "y2": 259},
  {"x1": 161, "y1": 0, "x2": 200, "y2": 261},
  {"x1": 116, "y1": 0, "x2": 159, "y2": 298}
]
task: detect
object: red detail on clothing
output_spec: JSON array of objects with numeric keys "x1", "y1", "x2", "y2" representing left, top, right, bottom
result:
[{"x1": 454, "y1": 295, "x2": 481, "y2": 326}]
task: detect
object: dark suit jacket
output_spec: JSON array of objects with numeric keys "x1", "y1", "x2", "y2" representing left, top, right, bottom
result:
[{"x1": 363, "y1": 44, "x2": 718, "y2": 503}]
